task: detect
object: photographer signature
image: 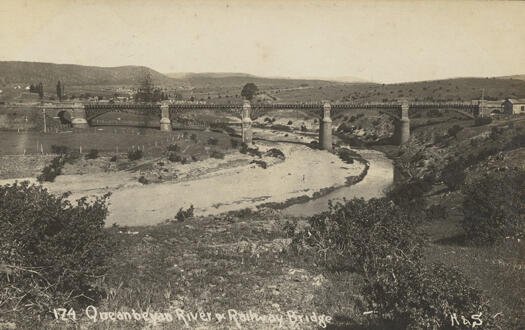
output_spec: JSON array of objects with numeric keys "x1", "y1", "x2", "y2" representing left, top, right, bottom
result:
[{"x1": 450, "y1": 312, "x2": 483, "y2": 328}]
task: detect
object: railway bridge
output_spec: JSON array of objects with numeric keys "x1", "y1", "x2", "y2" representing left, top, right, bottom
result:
[{"x1": 39, "y1": 100, "x2": 481, "y2": 151}]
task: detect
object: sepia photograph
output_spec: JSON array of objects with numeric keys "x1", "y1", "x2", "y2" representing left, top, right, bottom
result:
[{"x1": 0, "y1": 0, "x2": 524, "y2": 329}]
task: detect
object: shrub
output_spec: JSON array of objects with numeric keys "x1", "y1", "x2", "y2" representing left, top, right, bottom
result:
[
  {"x1": 37, "y1": 156, "x2": 65, "y2": 182},
  {"x1": 64, "y1": 151, "x2": 81, "y2": 164},
  {"x1": 167, "y1": 144, "x2": 180, "y2": 152},
  {"x1": 251, "y1": 160, "x2": 267, "y2": 169},
  {"x1": 474, "y1": 117, "x2": 492, "y2": 126},
  {"x1": 338, "y1": 148, "x2": 359, "y2": 164},
  {"x1": 127, "y1": 149, "x2": 143, "y2": 161},
  {"x1": 210, "y1": 150, "x2": 225, "y2": 159},
  {"x1": 0, "y1": 182, "x2": 112, "y2": 319},
  {"x1": 51, "y1": 145, "x2": 69, "y2": 154},
  {"x1": 85, "y1": 149, "x2": 99, "y2": 160},
  {"x1": 287, "y1": 120, "x2": 293, "y2": 125},
  {"x1": 110, "y1": 155, "x2": 117, "y2": 162},
  {"x1": 265, "y1": 148, "x2": 285, "y2": 160},
  {"x1": 447, "y1": 125, "x2": 464, "y2": 138},
  {"x1": 190, "y1": 133, "x2": 197, "y2": 142},
  {"x1": 138, "y1": 176, "x2": 149, "y2": 184},
  {"x1": 231, "y1": 139, "x2": 239, "y2": 149},
  {"x1": 425, "y1": 203, "x2": 448, "y2": 222},
  {"x1": 168, "y1": 152, "x2": 182, "y2": 163},
  {"x1": 292, "y1": 198, "x2": 423, "y2": 271},
  {"x1": 363, "y1": 261, "x2": 489, "y2": 330},
  {"x1": 291, "y1": 197, "x2": 490, "y2": 329},
  {"x1": 441, "y1": 158, "x2": 467, "y2": 191},
  {"x1": 207, "y1": 138, "x2": 218, "y2": 145},
  {"x1": 175, "y1": 205, "x2": 194, "y2": 222},
  {"x1": 191, "y1": 155, "x2": 198, "y2": 162},
  {"x1": 461, "y1": 169, "x2": 525, "y2": 245}
]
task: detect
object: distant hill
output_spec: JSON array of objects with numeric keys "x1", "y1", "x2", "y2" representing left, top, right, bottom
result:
[
  {"x1": 268, "y1": 77, "x2": 525, "y2": 103},
  {"x1": 499, "y1": 74, "x2": 525, "y2": 82},
  {"x1": 0, "y1": 61, "x2": 174, "y2": 87},
  {"x1": 167, "y1": 72, "x2": 257, "y2": 79}
]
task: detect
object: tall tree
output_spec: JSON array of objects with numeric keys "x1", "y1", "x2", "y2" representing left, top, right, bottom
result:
[
  {"x1": 241, "y1": 83, "x2": 258, "y2": 101},
  {"x1": 56, "y1": 80, "x2": 62, "y2": 101},
  {"x1": 38, "y1": 82, "x2": 44, "y2": 99}
]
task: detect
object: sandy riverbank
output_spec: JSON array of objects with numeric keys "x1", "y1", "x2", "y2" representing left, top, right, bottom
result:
[{"x1": 0, "y1": 141, "x2": 365, "y2": 226}]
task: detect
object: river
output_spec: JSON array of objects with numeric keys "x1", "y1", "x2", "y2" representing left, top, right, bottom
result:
[{"x1": 282, "y1": 148, "x2": 394, "y2": 216}]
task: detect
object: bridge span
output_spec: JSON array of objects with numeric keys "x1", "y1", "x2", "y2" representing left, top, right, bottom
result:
[{"x1": 39, "y1": 100, "x2": 481, "y2": 150}]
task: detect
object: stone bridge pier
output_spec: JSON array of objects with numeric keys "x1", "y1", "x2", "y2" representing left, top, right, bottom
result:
[
  {"x1": 71, "y1": 103, "x2": 89, "y2": 129},
  {"x1": 397, "y1": 101, "x2": 410, "y2": 145},
  {"x1": 241, "y1": 100, "x2": 253, "y2": 144},
  {"x1": 319, "y1": 103, "x2": 333, "y2": 151},
  {"x1": 160, "y1": 103, "x2": 172, "y2": 131}
]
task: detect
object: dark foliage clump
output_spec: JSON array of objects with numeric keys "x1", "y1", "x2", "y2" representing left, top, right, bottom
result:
[
  {"x1": 127, "y1": 149, "x2": 143, "y2": 161},
  {"x1": 250, "y1": 160, "x2": 267, "y2": 169},
  {"x1": 207, "y1": 138, "x2": 219, "y2": 146},
  {"x1": 37, "y1": 156, "x2": 65, "y2": 182},
  {"x1": 461, "y1": 169, "x2": 525, "y2": 246},
  {"x1": 0, "y1": 182, "x2": 113, "y2": 320},
  {"x1": 175, "y1": 205, "x2": 194, "y2": 222},
  {"x1": 290, "y1": 197, "x2": 490, "y2": 329},
  {"x1": 338, "y1": 148, "x2": 360, "y2": 164},
  {"x1": 167, "y1": 144, "x2": 180, "y2": 152},
  {"x1": 168, "y1": 152, "x2": 182, "y2": 163},
  {"x1": 265, "y1": 148, "x2": 285, "y2": 160},
  {"x1": 447, "y1": 124, "x2": 464, "y2": 138},
  {"x1": 473, "y1": 117, "x2": 492, "y2": 126},
  {"x1": 85, "y1": 149, "x2": 99, "y2": 160},
  {"x1": 210, "y1": 150, "x2": 225, "y2": 159},
  {"x1": 51, "y1": 145, "x2": 69, "y2": 154}
]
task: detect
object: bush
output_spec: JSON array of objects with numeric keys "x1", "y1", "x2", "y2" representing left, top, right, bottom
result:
[
  {"x1": 461, "y1": 169, "x2": 525, "y2": 245},
  {"x1": 37, "y1": 156, "x2": 65, "y2": 182},
  {"x1": 230, "y1": 139, "x2": 239, "y2": 149},
  {"x1": 210, "y1": 150, "x2": 225, "y2": 159},
  {"x1": 363, "y1": 261, "x2": 489, "y2": 330},
  {"x1": 190, "y1": 133, "x2": 197, "y2": 142},
  {"x1": 168, "y1": 152, "x2": 182, "y2": 163},
  {"x1": 138, "y1": 176, "x2": 149, "y2": 184},
  {"x1": 474, "y1": 117, "x2": 492, "y2": 126},
  {"x1": 51, "y1": 145, "x2": 69, "y2": 154},
  {"x1": 291, "y1": 197, "x2": 490, "y2": 329},
  {"x1": 287, "y1": 120, "x2": 293, "y2": 125},
  {"x1": 292, "y1": 198, "x2": 423, "y2": 271},
  {"x1": 207, "y1": 138, "x2": 219, "y2": 146},
  {"x1": 425, "y1": 204, "x2": 448, "y2": 222},
  {"x1": 175, "y1": 205, "x2": 194, "y2": 222},
  {"x1": 64, "y1": 151, "x2": 81, "y2": 164},
  {"x1": 265, "y1": 148, "x2": 285, "y2": 160},
  {"x1": 338, "y1": 148, "x2": 359, "y2": 164},
  {"x1": 441, "y1": 158, "x2": 467, "y2": 191},
  {"x1": 85, "y1": 149, "x2": 99, "y2": 160},
  {"x1": 167, "y1": 144, "x2": 180, "y2": 152},
  {"x1": 127, "y1": 149, "x2": 143, "y2": 161},
  {"x1": 110, "y1": 155, "x2": 117, "y2": 162},
  {"x1": 250, "y1": 160, "x2": 267, "y2": 169},
  {"x1": 0, "y1": 182, "x2": 112, "y2": 319},
  {"x1": 447, "y1": 124, "x2": 464, "y2": 138}
]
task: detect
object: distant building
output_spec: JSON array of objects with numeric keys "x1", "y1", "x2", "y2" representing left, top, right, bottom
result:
[{"x1": 503, "y1": 99, "x2": 525, "y2": 114}]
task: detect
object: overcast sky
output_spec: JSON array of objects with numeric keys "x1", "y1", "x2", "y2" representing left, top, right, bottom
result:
[{"x1": 1, "y1": 0, "x2": 524, "y2": 83}]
